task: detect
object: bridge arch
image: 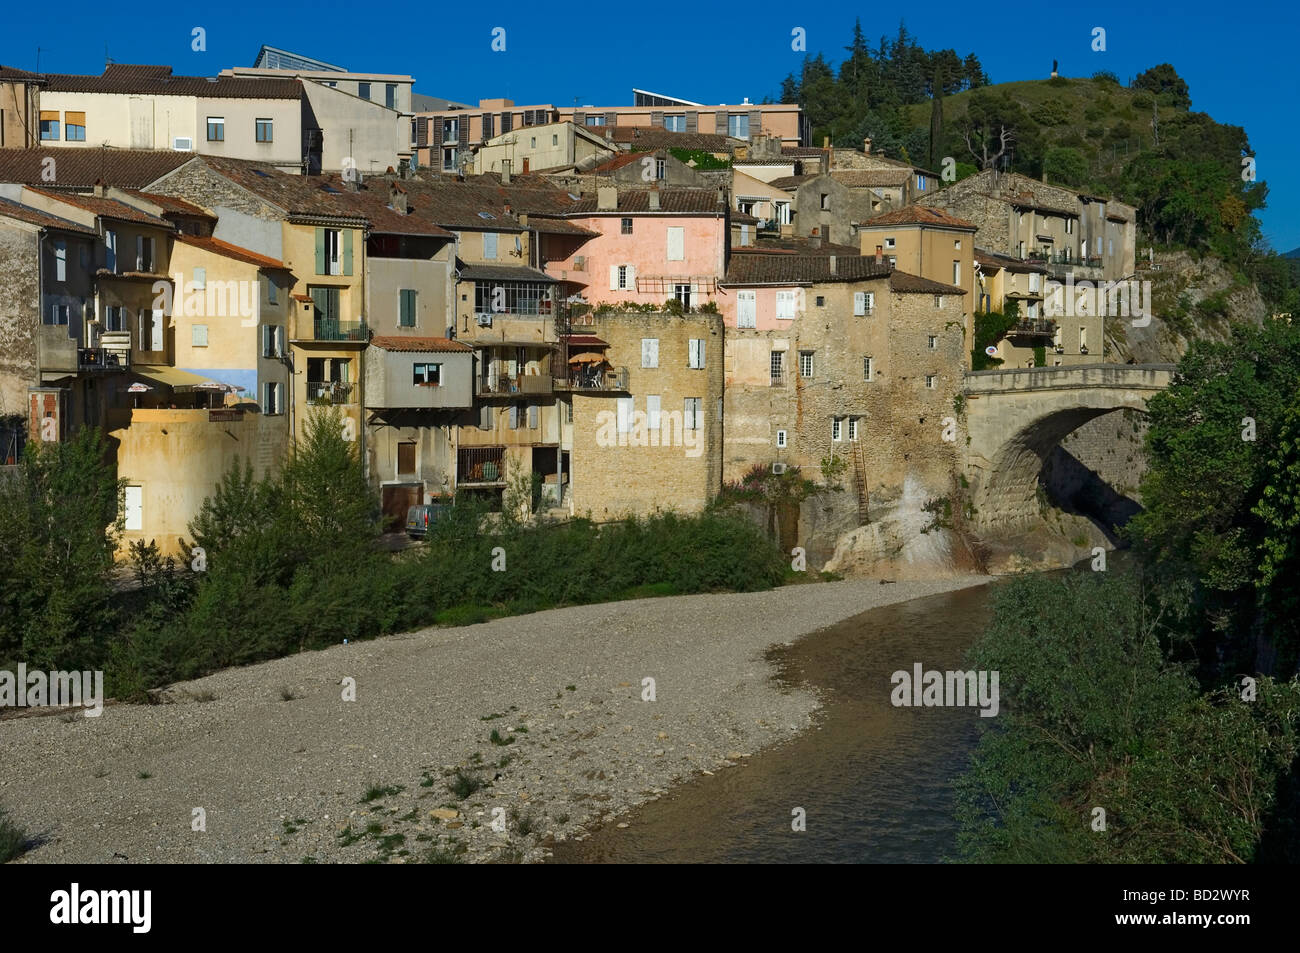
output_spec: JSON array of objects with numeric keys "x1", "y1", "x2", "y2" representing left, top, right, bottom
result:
[{"x1": 962, "y1": 364, "x2": 1174, "y2": 532}]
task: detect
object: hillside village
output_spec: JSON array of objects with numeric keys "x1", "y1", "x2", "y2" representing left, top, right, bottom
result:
[{"x1": 0, "y1": 48, "x2": 1141, "y2": 562}]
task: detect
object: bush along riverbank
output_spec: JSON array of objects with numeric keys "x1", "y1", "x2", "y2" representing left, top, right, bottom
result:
[{"x1": 0, "y1": 408, "x2": 792, "y2": 704}]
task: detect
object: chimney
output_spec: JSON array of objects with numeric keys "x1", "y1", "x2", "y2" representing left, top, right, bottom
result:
[
  {"x1": 809, "y1": 227, "x2": 822, "y2": 249},
  {"x1": 518, "y1": 212, "x2": 528, "y2": 227},
  {"x1": 94, "y1": 178, "x2": 108, "y2": 198},
  {"x1": 503, "y1": 202, "x2": 512, "y2": 217},
  {"x1": 829, "y1": 254, "x2": 837, "y2": 275},
  {"x1": 648, "y1": 189, "x2": 660, "y2": 211},
  {"x1": 875, "y1": 244, "x2": 883, "y2": 265},
  {"x1": 863, "y1": 138, "x2": 872, "y2": 155},
  {"x1": 597, "y1": 186, "x2": 617, "y2": 211},
  {"x1": 501, "y1": 159, "x2": 512, "y2": 184},
  {"x1": 388, "y1": 183, "x2": 408, "y2": 214}
]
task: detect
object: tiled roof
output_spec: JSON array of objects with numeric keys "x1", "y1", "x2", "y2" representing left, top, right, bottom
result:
[
  {"x1": 563, "y1": 334, "x2": 608, "y2": 347},
  {"x1": 0, "y1": 147, "x2": 194, "y2": 188},
  {"x1": 609, "y1": 126, "x2": 737, "y2": 153},
  {"x1": 974, "y1": 248, "x2": 1046, "y2": 273},
  {"x1": 178, "y1": 157, "x2": 368, "y2": 220},
  {"x1": 781, "y1": 147, "x2": 826, "y2": 157},
  {"x1": 830, "y1": 169, "x2": 912, "y2": 188},
  {"x1": 747, "y1": 236, "x2": 861, "y2": 256},
  {"x1": 732, "y1": 158, "x2": 798, "y2": 166},
  {"x1": 43, "y1": 64, "x2": 301, "y2": 99},
  {"x1": 175, "y1": 234, "x2": 288, "y2": 269},
  {"x1": 0, "y1": 196, "x2": 96, "y2": 233},
  {"x1": 408, "y1": 171, "x2": 584, "y2": 230},
  {"x1": 371, "y1": 335, "x2": 472, "y2": 353},
  {"x1": 0, "y1": 65, "x2": 45, "y2": 82},
  {"x1": 889, "y1": 271, "x2": 966, "y2": 295},
  {"x1": 316, "y1": 175, "x2": 455, "y2": 237},
  {"x1": 558, "y1": 188, "x2": 726, "y2": 215},
  {"x1": 767, "y1": 174, "x2": 816, "y2": 190},
  {"x1": 732, "y1": 209, "x2": 759, "y2": 225},
  {"x1": 458, "y1": 263, "x2": 557, "y2": 283},
  {"x1": 724, "y1": 253, "x2": 892, "y2": 285},
  {"x1": 590, "y1": 153, "x2": 644, "y2": 173},
  {"x1": 862, "y1": 206, "x2": 976, "y2": 229},
  {"x1": 26, "y1": 187, "x2": 171, "y2": 226},
  {"x1": 118, "y1": 189, "x2": 215, "y2": 218}
]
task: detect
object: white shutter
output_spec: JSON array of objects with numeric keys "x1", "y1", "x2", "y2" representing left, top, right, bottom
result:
[
  {"x1": 854, "y1": 291, "x2": 865, "y2": 316},
  {"x1": 616, "y1": 396, "x2": 632, "y2": 433},
  {"x1": 136, "y1": 235, "x2": 144, "y2": 271},
  {"x1": 124, "y1": 486, "x2": 143, "y2": 531},
  {"x1": 192, "y1": 324, "x2": 208, "y2": 346},
  {"x1": 646, "y1": 395, "x2": 660, "y2": 430},
  {"x1": 641, "y1": 338, "x2": 658, "y2": 368},
  {"x1": 688, "y1": 338, "x2": 704, "y2": 368},
  {"x1": 483, "y1": 232, "x2": 498, "y2": 260},
  {"x1": 509, "y1": 405, "x2": 519, "y2": 429},
  {"x1": 738, "y1": 290, "x2": 756, "y2": 328},
  {"x1": 865, "y1": 292, "x2": 874, "y2": 314},
  {"x1": 151, "y1": 309, "x2": 164, "y2": 351},
  {"x1": 194, "y1": 266, "x2": 206, "y2": 289},
  {"x1": 666, "y1": 226, "x2": 685, "y2": 261},
  {"x1": 610, "y1": 265, "x2": 619, "y2": 291},
  {"x1": 625, "y1": 264, "x2": 637, "y2": 291},
  {"x1": 528, "y1": 403, "x2": 539, "y2": 429},
  {"x1": 275, "y1": 325, "x2": 285, "y2": 355}
]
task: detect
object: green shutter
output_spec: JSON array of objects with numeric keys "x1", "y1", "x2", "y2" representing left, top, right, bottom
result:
[
  {"x1": 400, "y1": 289, "x2": 416, "y2": 327},
  {"x1": 314, "y1": 228, "x2": 325, "y2": 274},
  {"x1": 343, "y1": 229, "x2": 353, "y2": 276}
]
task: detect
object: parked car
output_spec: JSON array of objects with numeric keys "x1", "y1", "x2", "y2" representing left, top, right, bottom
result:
[{"x1": 405, "y1": 498, "x2": 453, "y2": 539}]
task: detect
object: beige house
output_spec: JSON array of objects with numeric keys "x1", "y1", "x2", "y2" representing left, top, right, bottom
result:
[
  {"x1": 474, "y1": 121, "x2": 615, "y2": 175},
  {"x1": 0, "y1": 65, "x2": 44, "y2": 148},
  {"x1": 414, "y1": 99, "x2": 559, "y2": 172},
  {"x1": 558, "y1": 90, "x2": 806, "y2": 146}
]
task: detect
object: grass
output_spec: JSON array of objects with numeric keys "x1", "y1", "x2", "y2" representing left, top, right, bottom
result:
[
  {"x1": 360, "y1": 784, "x2": 404, "y2": 803},
  {"x1": 489, "y1": 728, "x2": 514, "y2": 746},
  {"x1": 423, "y1": 839, "x2": 467, "y2": 864},
  {"x1": 137, "y1": 771, "x2": 152, "y2": 780},
  {"x1": 448, "y1": 769, "x2": 487, "y2": 800},
  {"x1": 279, "y1": 687, "x2": 297, "y2": 702},
  {"x1": 510, "y1": 807, "x2": 538, "y2": 836},
  {"x1": 0, "y1": 807, "x2": 29, "y2": 863}
]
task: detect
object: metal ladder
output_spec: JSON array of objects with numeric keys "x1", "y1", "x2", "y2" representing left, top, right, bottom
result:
[{"x1": 852, "y1": 441, "x2": 869, "y2": 524}]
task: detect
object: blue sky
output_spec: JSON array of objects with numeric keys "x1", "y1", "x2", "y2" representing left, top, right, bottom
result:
[{"x1": 4, "y1": 1, "x2": 1298, "y2": 250}]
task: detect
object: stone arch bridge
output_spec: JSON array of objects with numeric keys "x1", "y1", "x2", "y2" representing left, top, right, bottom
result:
[{"x1": 961, "y1": 363, "x2": 1175, "y2": 531}]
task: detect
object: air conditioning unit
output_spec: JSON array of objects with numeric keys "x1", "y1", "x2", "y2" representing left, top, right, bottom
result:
[
  {"x1": 771, "y1": 462, "x2": 788, "y2": 475},
  {"x1": 476, "y1": 313, "x2": 493, "y2": 327},
  {"x1": 573, "y1": 256, "x2": 585, "y2": 272},
  {"x1": 173, "y1": 137, "x2": 194, "y2": 152}
]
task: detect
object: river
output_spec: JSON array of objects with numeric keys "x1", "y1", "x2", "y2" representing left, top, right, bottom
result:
[{"x1": 550, "y1": 579, "x2": 1004, "y2": 863}]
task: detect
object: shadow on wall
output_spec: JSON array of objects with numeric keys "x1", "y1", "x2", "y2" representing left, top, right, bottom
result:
[{"x1": 1040, "y1": 446, "x2": 1143, "y2": 545}]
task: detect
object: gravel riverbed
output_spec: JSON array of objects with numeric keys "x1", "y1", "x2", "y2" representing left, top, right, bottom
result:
[{"x1": 0, "y1": 575, "x2": 991, "y2": 864}]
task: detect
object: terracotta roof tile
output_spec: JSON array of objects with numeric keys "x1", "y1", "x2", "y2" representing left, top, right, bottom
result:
[
  {"x1": 371, "y1": 335, "x2": 472, "y2": 353},
  {"x1": 767, "y1": 174, "x2": 816, "y2": 190},
  {"x1": 889, "y1": 271, "x2": 967, "y2": 295},
  {"x1": 0, "y1": 147, "x2": 194, "y2": 188},
  {"x1": 43, "y1": 64, "x2": 301, "y2": 99},
  {"x1": 830, "y1": 169, "x2": 912, "y2": 188},
  {"x1": 119, "y1": 189, "x2": 215, "y2": 218},
  {"x1": 0, "y1": 65, "x2": 45, "y2": 82},
  {"x1": 724, "y1": 254, "x2": 892, "y2": 285},
  {"x1": 26, "y1": 187, "x2": 171, "y2": 227},
  {"x1": 862, "y1": 206, "x2": 976, "y2": 229},
  {"x1": 558, "y1": 188, "x2": 726, "y2": 215},
  {"x1": 175, "y1": 234, "x2": 288, "y2": 269},
  {"x1": 0, "y1": 196, "x2": 96, "y2": 233},
  {"x1": 608, "y1": 126, "x2": 737, "y2": 153}
]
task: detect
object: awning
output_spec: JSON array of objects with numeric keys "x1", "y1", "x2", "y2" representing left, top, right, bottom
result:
[
  {"x1": 132, "y1": 365, "x2": 227, "y2": 392},
  {"x1": 563, "y1": 334, "x2": 608, "y2": 348}
]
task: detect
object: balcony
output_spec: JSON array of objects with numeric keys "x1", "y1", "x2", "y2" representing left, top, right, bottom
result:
[
  {"x1": 77, "y1": 347, "x2": 130, "y2": 372},
  {"x1": 1008, "y1": 319, "x2": 1058, "y2": 341},
  {"x1": 554, "y1": 366, "x2": 629, "y2": 392},
  {"x1": 458, "y1": 446, "x2": 506, "y2": 484},
  {"x1": 310, "y1": 318, "x2": 369, "y2": 343},
  {"x1": 307, "y1": 381, "x2": 356, "y2": 405},
  {"x1": 770, "y1": 372, "x2": 786, "y2": 388}
]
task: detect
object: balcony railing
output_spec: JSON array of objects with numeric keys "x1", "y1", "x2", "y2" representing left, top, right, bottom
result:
[
  {"x1": 770, "y1": 372, "x2": 786, "y2": 387},
  {"x1": 1008, "y1": 319, "x2": 1058, "y2": 339},
  {"x1": 311, "y1": 318, "x2": 369, "y2": 342},
  {"x1": 479, "y1": 373, "x2": 554, "y2": 396},
  {"x1": 458, "y1": 446, "x2": 506, "y2": 484},
  {"x1": 77, "y1": 347, "x2": 130, "y2": 371},
  {"x1": 307, "y1": 381, "x2": 356, "y2": 404},
  {"x1": 554, "y1": 366, "x2": 629, "y2": 392}
]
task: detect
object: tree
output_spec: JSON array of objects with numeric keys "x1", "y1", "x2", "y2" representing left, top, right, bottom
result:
[
  {"x1": 960, "y1": 89, "x2": 1019, "y2": 170},
  {"x1": 928, "y1": 65, "x2": 945, "y2": 170},
  {"x1": 1132, "y1": 63, "x2": 1192, "y2": 109},
  {"x1": 1043, "y1": 146, "x2": 1088, "y2": 187}
]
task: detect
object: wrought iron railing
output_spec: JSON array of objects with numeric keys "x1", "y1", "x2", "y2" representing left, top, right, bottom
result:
[{"x1": 307, "y1": 381, "x2": 355, "y2": 404}]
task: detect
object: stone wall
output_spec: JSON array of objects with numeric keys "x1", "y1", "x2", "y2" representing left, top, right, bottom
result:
[{"x1": 0, "y1": 221, "x2": 39, "y2": 419}]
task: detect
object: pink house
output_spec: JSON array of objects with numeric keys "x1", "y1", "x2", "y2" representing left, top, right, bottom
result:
[{"x1": 537, "y1": 187, "x2": 730, "y2": 310}]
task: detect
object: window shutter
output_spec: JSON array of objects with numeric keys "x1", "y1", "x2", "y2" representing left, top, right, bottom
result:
[
  {"x1": 651, "y1": 110, "x2": 664, "y2": 127},
  {"x1": 315, "y1": 228, "x2": 326, "y2": 274},
  {"x1": 573, "y1": 111, "x2": 586, "y2": 127},
  {"x1": 642, "y1": 338, "x2": 658, "y2": 368},
  {"x1": 261, "y1": 324, "x2": 271, "y2": 356},
  {"x1": 616, "y1": 396, "x2": 631, "y2": 433},
  {"x1": 194, "y1": 323, "x2": 210, "y2": 347},
  {"x1": 865, "y1": 292, "x2": 874, "y2": 313},
  {"x1": 481, "y1": 114, "x2": 493, "y2": 141},
  {"x1": 626, "y1": 264, "x2": 636, "y2": 289},
  {"x1": 854, "y1": 291, "x2": 865, "y2": 316},
  {"x1": 136, "y1": 235, "x2": 144, "y2": 271},
  {"x1": 343, "y1": 230, "x2": 353, "y2": 276},
  {"x1": 604, "y1": 111, "x2": 617, "y2": 127},
  {"x1": 609, "y1": 265, "x2": 619, "y2": 291},
  {"x1": 527, "y1": 404, "x2": 539, "y2": 429},
  {"x1": 646, "y1": 395, "x2": 660, "y2": 430},
  {"x1": 748, "y1": 109, "x2": 761, "y2": 134},
  {"x1": 685, "y1": 111, "x2": 697, "y2": 133},
  {"x1": 666, "y1": 227, "x2": 684, "y2": 261},
  {"x1": 715, "y1": 111, "x2": 728, "y2": 135},
  {"x1": 483, "y1": 232, "x2": 498, "y2": 259},
  {"x1": 151, "y1": 309, "x2": 164, "y2": 351},
  {"x1": 509, "y1": 405, "x2": 519, "y2": 429},
  {"x1": 479, "y1": 405, "x2": 492, "y2": 430},
  {"x1": 433, "y1": 119, "x2": 444, "y2": 146}
]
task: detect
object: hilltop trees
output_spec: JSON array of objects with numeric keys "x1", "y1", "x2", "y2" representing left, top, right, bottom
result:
[{"x1": 1131, "y1": 63, "x2": 1192, "y2": 109}]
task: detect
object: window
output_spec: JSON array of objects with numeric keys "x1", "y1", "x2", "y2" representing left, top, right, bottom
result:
[
  {"x1": 799, "y1": 351, "x2": 814, "y2": 378},
  {"x1": 644, "y1": 395, "x2": 661, "y2": 431},
  {"x1": 399, "y1": 289, "x2": 417, "y2": 327},
  {"x1": 358, "y1": 82, "x2": 371, "y2": 100},
  {"x1": 265, "y1": 275, "x2": 278, "y2": 304},
  {"x1": 925, "y1": 375, "x2": 938, "y2": 389},
  {"x1": 442, "y1": 147, "x2": 458, "y2": 171},
  {"x1": 664, "y1": 114, "x2": 685, "y2": 132},
  {"x1": 261, "y1": 381, "x2": 282, "y2": 416},
  {"x1": 552, "y1": 134, "x2": 558, "y2": 146},
  {"x1": 386, "y1": 84, "x2": 397, "y2": 109},
  {"x1": 39, "y1": 111, "x2": 59, "y2": 140},
  {"x1": 1079, "y1": 327, "x2": 1088, "y2": 352},
  {"x1": 124, "y1": 486, "x2": 143, "y2": 531},
  {"x1": 933, "y1": 295, "x2": 944, "y2": 309},
  {"x1": 688, "y1": 338, "x2": 705, "y2": 369},
  {"x1": 674, "y1": 283, "x2": 693, "y2": 308},
  {"x1": 917, "y1": 175, "x2": 927, "y2": 191},
  {"x1": 727, "y1": 114, "x2": 749, "y2": 139},
  {"x1": 46, "y1": 304, "x2": 68, "y2": 326},
  {"x1": 207, "y1": 117, "x2": 225, "y2": 141},
  {"x1": 616, "y1": 396, "x2": 632, "y2": 433},
  {"x1": 888, "y1": 256, "x2": 896, "y2": 267},
  {"x1": 863, "y1": 356, "x2": 873, "y2": 381},
  {"x1": 586, "y1": 115, "x2": 606, "y2": 126},
  {"x1": 136, "y1": 236, "x2": 154, "y2": 273},
  {"x1": 140, "y1": 308, "x2": 164, "y2": 351},
  {"x1": 192, "y1": 324, "x2": 208, "y2": 347},
  {"x1": 684, "y1": 397, "x2": 702, "y2": 430},
  {"x1": 105, "y1": 230, "x2": 117, "y2": 272},
  {"x1": 255, "y1": 118, "x2": 273, "y2": 142},
  {"x1": 775, "y1": 201, "x2": 791, "y2": 225},
  {"x1": 848, "y1": 417, "x2": 859, "y2": 442},
  {"x1": 819, "y1": 193, "x2": 830, "y2": 210},
  {"x1": 64, "y1": 111, "x2": 85, "y2": 141},
  {"x1": 655, "y1": 158, "x2": 665, "y2": 180},
  {"x1": 770, "y1": 350, "x2": 784, "y2": 384},
  {"x1": 261, "y1": 325, "x2": 284, "y2": 357},
  {"x1": 530, "y1": 137, "x2": 536, "y2": 148},
  {"x1": 1065, "y1": 218, "x2": 1074, "y2": 235},
  {"x1": 474, "y1": 280, "x2": 552, "y2": 315},
  {"x1": 954, "y1": 239, "x2": 962, "y2": 249},
  {"x1": 815, "y1": 296, "x2": 825, "y2": 307},
  {"x1": 621, "y1": 217, "x2": 633, "y2": 235},
  {"x1": 737, "y1": 290, "x2": 756, "y2": 328},
  {"x1": 641, "y1": 338, "x2": 659, "y2": 368},
  {"x1": 615, "y1": 264, "x2": 632, "y2": 290},
  {"x1": 775, "y1": 290, "x2": 796, "y2": 320},
  {"x1": 442, "y1": 118, "x2": 459, "y2": 142},
  {"x1": 54, "y1": 240, "x2": 66, "y2": 281},
  {"x1": 776, "y1": 429, "x2": 787, "y2": 448},
  {"x1": 397, "y1": 441, "x2": 416, "y2": 474},
  {"x1": 832, "y1": 417, "x2": 843, "y2": 442},
  {"x1": 105, "y1": 305, "x2": 126, "y2": 332},
  {"x1": 927, "y1": 335, "x2": 938, "y2": 350},
  {"x1": 953, "y1": 260, "x2": 961, "y2": 286},
  {"x1": 666, "y1": 226, "x2": 685, "y2": 261},
  {"x1": 854, "y1": 291, "x2": 874, "y2": 316},
  {"x1": 413, "y1": 363, "x2": 441, "y2": 386},
  {"x1": 483, "y1": 232, "x2": 498, "y2": 260},
  {"x1": 317, "y1": 228, "x2": 348, "y2": 276},
  {"x1": 885, "y1": 238, "x2": 896, "y2": 249}
]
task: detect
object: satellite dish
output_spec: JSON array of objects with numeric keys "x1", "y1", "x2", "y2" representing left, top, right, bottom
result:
[{"x1": 985, "y1": 346, "x2": 998, "y2": 357}]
